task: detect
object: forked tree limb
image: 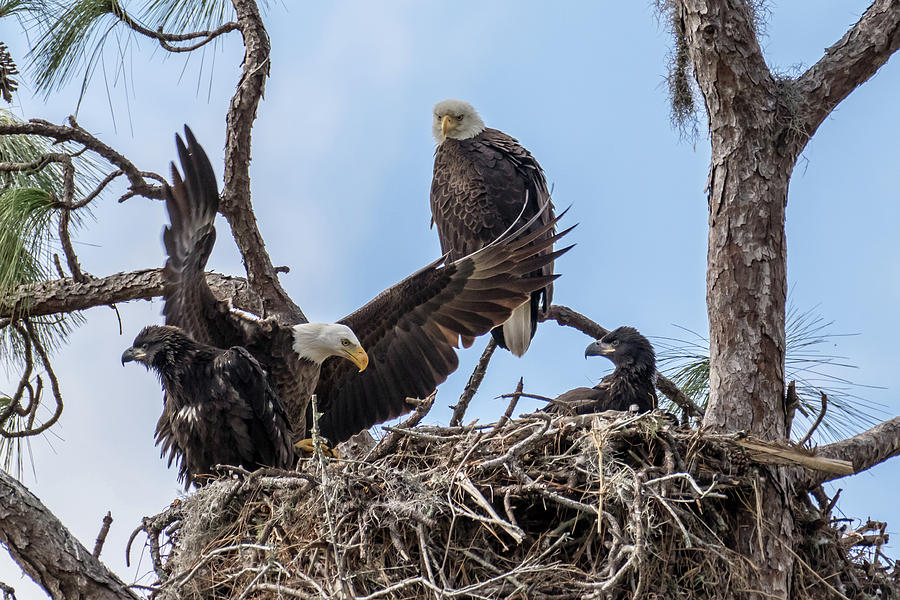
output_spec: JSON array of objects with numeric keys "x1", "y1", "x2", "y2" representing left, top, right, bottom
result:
[
  {"x1": 797, "y1": 415, "x2": 900, "y2": 489},
  {"x1": 221, "y1": 0, "x2": 305, "y2": 323},
  {"x1": 794, "y1": 0, "x2": 900, "y2": 151},
  {"x1": 0, "y1": 470, "x2": 139, "y2": 600},
  {"x1": 0, "y1": 118, "x2": 165, "y2": 200},
  {"x1": 539, "y1": 305, "x2": 704, "y2": 417},
  {"x1": 0, "y1": 269, "x2": 261, "y2": 320}
]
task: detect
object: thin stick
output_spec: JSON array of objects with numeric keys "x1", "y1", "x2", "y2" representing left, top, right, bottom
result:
[
  {"x1": 368, "y1": 390, "x2": 437, "y2": 461},
  {"x1": 450, "y1": 339, "x2": 497, "y2": 427},
  {"x1": 489, "y1": 378, "x2": 522, "y2": 437},
  {"x1": 798, "y1": 392, "x2": 828, "y2": 447}
]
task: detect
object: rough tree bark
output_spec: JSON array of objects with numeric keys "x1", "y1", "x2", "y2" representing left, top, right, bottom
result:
[
  {"x1": 0, "y1": 470, "x2": 139, "y2": 600},
  {"x1": 221, "y1": 0, "x2": 306, "y2": 324},
  {"x1": 0, "y1": 269, "x2": 260, "y2": 320},
  {"x1": 674, "y1": 0, "x2": 900, "y2": 597}
]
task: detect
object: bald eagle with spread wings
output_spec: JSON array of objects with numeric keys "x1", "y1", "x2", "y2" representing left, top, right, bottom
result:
[
  {"x1": 430, "y1": 99, "x2": 556, "y2": 357},
  {"x1": 161, "y1": 127, "x2": 573, "y2": 447}
]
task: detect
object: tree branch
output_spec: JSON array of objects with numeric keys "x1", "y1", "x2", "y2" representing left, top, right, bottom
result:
[
  {"x1": 795, "y1": 0, "x2": 900, "y2": 150},
  {"x1": 0, "y1": 470, "x2": 139, "y2": 600},
  {"x1": 450, "y1": 339, "x2": 497, "y2": 427},
  {"x1": 539, "y1": 305, "x2": 704, "y2": 417},
  {"x1": 220, "y1": 0, "x2": 305, "y2": 323},
  {"x1": 110, "y1": 4, "x2": 239, "y2": 53},
  {"x1": 797, "y1": 416, "x2": 900, "y2": 489},
  {"x1": 0, "y1": 269, "x2": 261, "y2": 320},
  {"x1": 0, "y1": 118, "x2": 165, "y2": 200}
]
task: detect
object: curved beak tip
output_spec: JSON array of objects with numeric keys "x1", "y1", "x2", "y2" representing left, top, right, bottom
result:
[
  {"x1": 585, "y1": 341, "x2": 605, "y2": 358},
  {"x1": 354, "y1": 348, "x2": 369, "y2": 372}
]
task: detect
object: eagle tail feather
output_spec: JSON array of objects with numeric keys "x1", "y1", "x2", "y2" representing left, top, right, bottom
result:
[{"x1": 501, "y1": 301, "x2": 534, "y2": 357}]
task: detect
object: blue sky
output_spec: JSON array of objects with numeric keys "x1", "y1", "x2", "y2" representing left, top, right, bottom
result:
[{"x1": 1, "y1": 2, "x2": 898, "y2": 596}]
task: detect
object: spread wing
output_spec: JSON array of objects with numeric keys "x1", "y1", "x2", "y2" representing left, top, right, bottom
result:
[
  {"x1": 315, "y1": 212, "x2": 574, "y2": 444},
  {"x1": 161, "y1": 127, "x2": 313, "y2": 438},
  {"x1": 162, "y1": 126, "x2": 248, "y2": 349}
]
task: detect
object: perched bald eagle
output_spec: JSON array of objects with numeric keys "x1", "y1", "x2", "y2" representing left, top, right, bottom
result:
[
  {"x1": 122, "y1": 325, "x2": 293, "y2": 488},
  {"x1": 162, "y1": 127, "x2": 572, "y2": 447},
  {"x1": 430, "y1": 99, "x2": 556, "y2": 356},
  {"x1": 551, "y1": 327, "x2": 657, "y2": 415}
]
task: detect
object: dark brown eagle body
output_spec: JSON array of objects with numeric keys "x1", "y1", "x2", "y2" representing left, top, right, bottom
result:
[
  {"x1": 551, "y1": 327, "x2": 658, "y2": 415},
  {"x1": 431, "y1": 122, "x2": 556, "y2": 356},
  {"x1": 161, "y1": 129, "x2": 331, "y2": 443},
  {"x1": 122, "y1": 325, "x2": 293, "y2": 489},
  {"x1": 162, "y1": 127, "x2": 572, "y2": 447}
]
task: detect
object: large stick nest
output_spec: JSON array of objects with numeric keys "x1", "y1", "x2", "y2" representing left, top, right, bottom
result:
[{"x1": 131, "y1": 410, "x2": 898, "y2": 599}]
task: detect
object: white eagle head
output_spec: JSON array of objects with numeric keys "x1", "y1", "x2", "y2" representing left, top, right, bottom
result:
[
  {"x1": 433, "y1": 99, "x2": 485, "y2": 143},
  {"x1": 291, "y1": 322, "x2": 368, "y2": 371}
]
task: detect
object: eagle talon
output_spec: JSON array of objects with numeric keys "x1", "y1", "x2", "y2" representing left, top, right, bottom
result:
[{"x1": 295, "y1": 438, "x2": 339, "y2": 459}]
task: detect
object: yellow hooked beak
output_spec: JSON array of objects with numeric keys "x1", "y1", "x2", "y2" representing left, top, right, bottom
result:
[
  {"x1": 344, "y1": 345, "x2": 369, "y2": 372},
  {"x1": 441, "y1": 114, "x2": 456, "y2": 139}
]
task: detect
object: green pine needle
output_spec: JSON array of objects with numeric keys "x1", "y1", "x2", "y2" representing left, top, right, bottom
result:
[
  {"x1": 26, "y1": 0, "x2": 122, "y2": 95},
  {"x1": 139, "y1": 0, "x2": 233, "y2": 33},
  {"x1": 0, "y1": 186, "x2": 55, "y2": 293},
  {"x1": 656, "y1": 305, "x2": 884, "y2": 444},
  {"x1": 0, "y1": 110, "x2": 101, "y2": 363}
]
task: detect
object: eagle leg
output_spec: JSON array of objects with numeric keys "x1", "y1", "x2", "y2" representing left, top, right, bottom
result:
[{"x1": 295, "y1": 438, "x2": 340, "y2": 459}]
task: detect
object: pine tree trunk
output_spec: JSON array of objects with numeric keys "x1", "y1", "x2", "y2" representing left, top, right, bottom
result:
[
  {"x1": 677, "y1": 1, "x2": 793, "y2": 596},
  {"x1": 676, "y1": 1, "x2": 900, "y2": 597}
]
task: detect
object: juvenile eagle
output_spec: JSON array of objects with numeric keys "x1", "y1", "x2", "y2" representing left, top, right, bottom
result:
[
  {"x1": 122, "y1": 325, "x2": 293, "y2": 488},
  {"x1": 162, "y1": 127, "x2": 572, "y2": 446},
  {"x1": 430, "y1": 99, "x2": 556, "y2": 356},
  {"x1": 551, "y1": 326, "x2": 658, "y2": 415}
]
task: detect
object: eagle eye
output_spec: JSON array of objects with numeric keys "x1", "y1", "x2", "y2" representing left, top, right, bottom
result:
[
  {"x1": 341, "y1": 338, "x2": 351, "y2": 347},
  {"x1": 611, "y1": 339, "x2": 619, "y2": 347},
  {"x1": 456, "y1": 115, "x2": 464, "y2": 121}
]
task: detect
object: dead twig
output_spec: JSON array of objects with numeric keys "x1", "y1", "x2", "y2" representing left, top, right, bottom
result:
[
  {"x1": 450, "y1": 339, "x2": 497, "y2": 427},
  {"x1": 798, "y1": 392, "x2": 828, "y2": 447}
]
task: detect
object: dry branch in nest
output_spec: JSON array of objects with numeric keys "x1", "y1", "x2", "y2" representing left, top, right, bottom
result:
[{"x1": 130, "y1": 409, "x2": 898, "y2": 600}]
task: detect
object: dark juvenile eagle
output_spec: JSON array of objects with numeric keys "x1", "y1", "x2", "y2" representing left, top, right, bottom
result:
[
  {"x1": 430, "y1": 99, "x2": 556, "y2": 356},
  {"x1": 122, "y1": 325, "x2": 293, "y2": 488},
  {"x1": 163, "y1": 127, "x2": 573, "y2": 446},
  {"x1": 551, "y1": 326, "x2": 658, "y2": 415}
]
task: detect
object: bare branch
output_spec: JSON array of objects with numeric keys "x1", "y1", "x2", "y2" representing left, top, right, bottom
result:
[
  {"x1": 110, "y1": 4, "x2": 239, "y2": 53},
  {"x1": 450, "y1": 339, "x2": 497, "y2": 427},
  {"x1": 797, "y1": 416, "x2": 900, "y2": 489},
  {"x1": 489, "y1": 377, "x2": 523, "y2": 437},
  {"x1": 794, "y1": 0, "x2": 900, "y2": 150},
  {"x1": 58, "y1": 207, "x2": 85, "y2": 282},
  {"x1": 0, "y1": 118, "x2": 165, "y2": 200},
  {"x1": 1, "y1": 269, "x2": 261, "y2": 320},
  {"x1": 797, "y1": 392, "x2": 828, "y2": 447},
  {"x1": 0, "y1": 470, "x2": 139, "y2": 600},
  {"x1": 0, "y1": 319, "x2": 64, "y2": 438},
  {"x1": 540, "y1": 305, "x2": 704, "y2": 417},
  {"x1": 368, "y1": 391, "x2": 437, "y2": 462},
  {"x1": 221, "y1": 0, "x2": 305, "y2": 323}
]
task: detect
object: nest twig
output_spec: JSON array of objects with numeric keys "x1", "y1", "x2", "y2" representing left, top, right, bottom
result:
[{"x1": 133, "y1": 408, "x2": 897, "y2": 600}]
